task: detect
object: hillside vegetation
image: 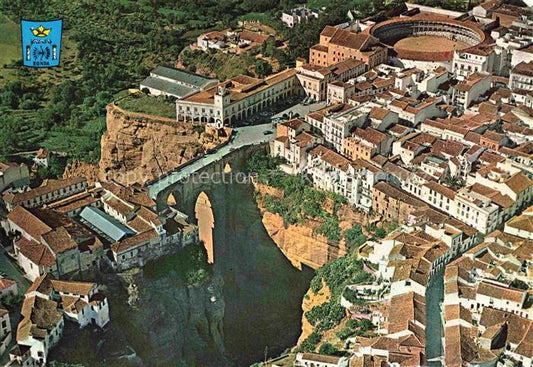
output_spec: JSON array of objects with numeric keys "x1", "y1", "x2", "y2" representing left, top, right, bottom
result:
[{"x1": 0, "y1": 0, "x2": 480, "y2": 165}]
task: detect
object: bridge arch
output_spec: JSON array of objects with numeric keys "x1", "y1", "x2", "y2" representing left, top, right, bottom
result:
[{"x1": 195, "y1": 191, "x2": 215, "y2": 264}]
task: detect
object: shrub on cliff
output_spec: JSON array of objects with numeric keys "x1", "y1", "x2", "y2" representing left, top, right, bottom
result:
[
  {"x1": 305, "y1": 300, "x2": 345, "y2": 332},
  {"x1": 299, "y1": 331, "x2": 322, "y2": 353},
  {"x1": 316, "y1": 214, "x2": 341, "y2": 242},
  {"x1": 144, "y1": 243, "x2": 212, "y2": 287},
  {"x1": 304, "y1": 252, "x2": 373, "y2": 340},
  {"x1": 318, "y1": 343, "x2": 338, "y2": 356},
  {"x1": 344, "y1": 224, "x2": 367, "y2": 250},
  {"x1": 310, "y1": 252, "x2": 371, "y2": 295},
  {"x1": 245, "y1": 150, "x2": 285, "y2": 175}
]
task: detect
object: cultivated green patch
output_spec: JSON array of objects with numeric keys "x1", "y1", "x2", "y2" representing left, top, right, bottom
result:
[{"x1": 115, "y1": 92, "x2": 176, "y2": 119}]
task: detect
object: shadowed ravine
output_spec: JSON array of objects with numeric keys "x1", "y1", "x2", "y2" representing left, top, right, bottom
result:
[
  {"x1": 49, "y1": 149, "x2": 313, "y2": 367},
  {"x1": 206, "y1": 151, "x2": 314, "y2": 366}
]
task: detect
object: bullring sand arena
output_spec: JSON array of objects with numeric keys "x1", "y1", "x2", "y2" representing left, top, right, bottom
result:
[
  {"x1": 369, "y1": 13, "x2": 485, "y2": 62},
  {"x1": 393, "y1": 35, "x2": 469, "y2": 54}
]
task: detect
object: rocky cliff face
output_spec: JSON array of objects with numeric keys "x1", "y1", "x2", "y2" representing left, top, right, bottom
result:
[
  {"x1": 50, "y1": 269, "x2": 233, "y2": 367},
  {"x1": 99, "y1": 104, "x2": 230, "y2": 186},
  {"x1": 298, "y1": 281, "x2": 331, "y2": 345},
  {"x1": 259, "y1": 210, "x2": 347, "y2": 269},
  {"x1": 63, "y1": 160, "x2": 100, "y2": 185},
  {"x1": 252, "y1": 182, "x2": 365, "y2": 270},
  {"x1": 125, "y1": 270, "x2": 231, "y2": 367}
]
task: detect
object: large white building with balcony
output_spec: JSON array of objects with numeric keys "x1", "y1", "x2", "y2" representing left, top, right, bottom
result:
[{"x1": 176, "y1": 69, "x2": 302, "y2": 127}]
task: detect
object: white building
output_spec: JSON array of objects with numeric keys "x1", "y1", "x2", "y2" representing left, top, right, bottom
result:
[
  {"x1": 306, "y1": 145, "x2": 384, "y2": 213},
  {"x1": 294, "y1": 352, "x2": 348, "y2": 367},
  {"x1": 297, "y1": 58, "x2": 366, "y2": 101},
  {"x1": 388, "y1": 96, "x2": 445, "y2": 127},
  {"x1": 504, "y1": 205, "x2": 533, "y2": 239},
  {"x1": 452, "y1": 72, "x2": 491, "y2": 109},
  {"x1": 318, "y1": 104, "x2": 370, "y2": 152},
  {"x1": 15, "y1": 274, "x2": 110, "y2": 365},
  {"x1": 281, "y1": 7, "x2": 320, "y2": 28},
  {"x1": 452, "y1": 45, "x2": 497, "y2": 78},
  {"x1": 475, "y1": 280, "x2": 528, "y2": 318},
  {"x1": 0, "y1": 162, "x2": 29, "y2": 193},
  {"x1": 510, "y1": 61, "x2": 533, "y2": 91},
  {"x1": 176, "y1": 69, "x2": 302, "y2": 127},
  {"x1": 2, "y1": 177, "x2": 88, "y2": 211},
  {"x1": 511, "y1": 44, "x2": 533, "y2": 68},
  {"x1": 0, "y1": 309, "x2": 11, "y2": 356},
  {"x1": 196, "y1": 29, "x2": 227, "y2": 51}
]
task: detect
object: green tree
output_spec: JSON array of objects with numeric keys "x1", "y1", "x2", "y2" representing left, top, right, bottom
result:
[
  {"x1": 318, "y1": 343, "x2": 338, "y2": 355},
  {"x1": 254, "y1": 59, "x2": 273, "y2": 78}
]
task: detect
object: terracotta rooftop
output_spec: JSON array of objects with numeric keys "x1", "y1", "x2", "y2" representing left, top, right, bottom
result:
[
  {"x1": 0, "y1": 277, "x2": 16, "y2": 291},
  {"x1": 3, "y1": 177, "x2": 86, "y2": 206},
  {"x1": 352, "y1": 127, "x2": 388, "y2": 146},
  {"x1": 17, "y1": 296, "x2": 62, "y2": 342},
  {"x1": 455, "y1": 72, "x2": 491, "y2": 92},
  {"x1": 111, "y1": 229, "x2": 158, "y2": 254},
  {"x1": 477, "y1": 280, "x2": 525, "y2": 304},
  {"x1": 308, "y1": 144, "x2": 351, "y2": 172},
  {"x1": 184, "y1": 68, "x2": 297, "y2": 105}
]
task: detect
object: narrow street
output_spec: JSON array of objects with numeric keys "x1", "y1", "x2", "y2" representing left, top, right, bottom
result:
[
  {"x1": 425, "y1": 268, "x2": 445, "y2": 367},
  {"x1": 0, "y1": 245, "x2": 30, "y2": 293}
]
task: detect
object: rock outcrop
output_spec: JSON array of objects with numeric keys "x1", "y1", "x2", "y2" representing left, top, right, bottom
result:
[
  {"x1": 259, "y1": 210, "x2": 347, "y2": 269},
  {"x1": 252, "y1": 182, "x2": 368, "y2": 270},
  {"x1": 99, "y1": 104, "x2": 230, "y2": 186},
  {"x1": 298, "y1": 281, "x2": 331, "y2": 345},
  {"x1": 63, "y1": 160, "x2": 100, "y2": 185}
]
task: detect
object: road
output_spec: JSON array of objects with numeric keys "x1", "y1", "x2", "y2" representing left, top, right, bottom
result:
[
  {"x1": 147, "y1": 101, "x2": 328, "y2": 200},
  {"x1": 0, "y1": 245, "x2": 30, "y2": 292},
  {"x1": 426, "y1": 268, "x2": 445, "y2": 367}
]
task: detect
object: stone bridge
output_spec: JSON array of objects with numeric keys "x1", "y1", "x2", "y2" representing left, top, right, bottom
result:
[
  {"x1": 147, "y1": 123, "x2": 274, "y2": 205},
  {"x1": 152, "y1": 144, "x2": 266, "y2": 264},
  {"x1": 153, "y1": 144, "x2": 262, "y2": 215}
]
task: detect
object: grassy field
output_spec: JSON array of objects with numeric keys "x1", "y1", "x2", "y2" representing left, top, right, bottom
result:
[
  {"x1": 115, "y1": 92, "x2": 176, "y2": 119},
  {"x1": 0, "y1": 14, "x2": 19, "y2": 66},
  {"x1": 0, "y1": 12, "x2": 80, "y2": 87}
]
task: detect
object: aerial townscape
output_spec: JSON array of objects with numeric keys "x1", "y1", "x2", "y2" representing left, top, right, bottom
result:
[{"x1": 0, "y1": 0, "x2": 532, "y2": 366}]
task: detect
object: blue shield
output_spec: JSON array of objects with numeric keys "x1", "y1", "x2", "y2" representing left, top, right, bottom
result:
[{"x1": 21, "y1": 19, "x2": 62, "y2": 68}]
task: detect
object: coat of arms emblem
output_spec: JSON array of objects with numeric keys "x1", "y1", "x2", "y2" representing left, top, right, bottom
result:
[{"x1": 21, "y1": 19, "x2": 62, "y2": 68}]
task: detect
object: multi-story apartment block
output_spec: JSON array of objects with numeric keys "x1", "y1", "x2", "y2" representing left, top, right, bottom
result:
[
  {"x1": 296, "y1": 58, "x2": 365, "y2": 101},
  {"x1": 309, "y1": 26, "x2": 387, "y2": 69},
  {"x1": 306, "y1": 145, "x2": 384, "y2": 213},
  {"x1": 452, "y1": 72, "x2": 491, "y2": 110},
  {"x1": 310, "y1": 104, "x2": 371, "y2": 152},
  {"x1": 271, "y1": 119, "x2": 323, "y2": 174},
  {"x1": 342, "y1": 127, "x2": 391, "y2": 162},
  {"x1": 452, "y1": 45, "x2": 497, "y2": 78},
  {"x1": 510, "y1": 61, "x2": 533, "y2": 91}
]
